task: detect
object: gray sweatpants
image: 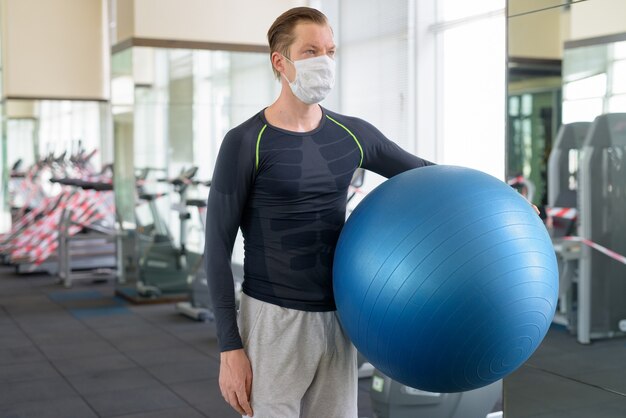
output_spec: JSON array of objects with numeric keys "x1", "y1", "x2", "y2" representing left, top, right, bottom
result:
[{"x1": 238, "y1": 293, "x2": 358, "y2": 418}]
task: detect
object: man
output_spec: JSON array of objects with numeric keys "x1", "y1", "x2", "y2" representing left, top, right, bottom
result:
[{"x1": 205, "y1": 7, "x2": 433, "y2": 418}]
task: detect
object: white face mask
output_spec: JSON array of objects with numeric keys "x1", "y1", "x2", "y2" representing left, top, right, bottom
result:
[{"x1": 282, "y1": 54, "x2": 335, "y2": 104}]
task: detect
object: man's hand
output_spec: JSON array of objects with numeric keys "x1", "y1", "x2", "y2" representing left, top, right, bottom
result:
[{"x1": 220, "y1": 349, "x2": 254, "y2": 416}]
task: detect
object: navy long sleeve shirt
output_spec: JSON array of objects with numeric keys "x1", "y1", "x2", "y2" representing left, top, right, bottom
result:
[{"x1": 205, "y1": 107, "x2": 434, "y2": 352}]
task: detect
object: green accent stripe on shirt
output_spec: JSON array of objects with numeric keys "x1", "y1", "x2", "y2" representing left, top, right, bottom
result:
[
  {"x1": 256, "y1": 124, "x2": 268, "y2": 171},
  {"x1": 325, "y1": 115, "x2": 364, "y2": 167}
]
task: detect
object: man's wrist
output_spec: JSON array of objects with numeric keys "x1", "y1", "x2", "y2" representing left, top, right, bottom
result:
[{"x1": 221, "y1": 348, "x2": 245, "y2": 360}]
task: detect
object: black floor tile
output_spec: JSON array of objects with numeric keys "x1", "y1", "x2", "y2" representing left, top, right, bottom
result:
[
  {"x1": 169, "y1": 378, "x2": 223, "y2": 408},
  {"x1": 157, "y1": 321, "x2": 217, "y2": 336},
  {"x1": 145, "y1": 359, "x2": 220, "y2": 384},
  {"x1": 66, "y1": 367, "x2": 163, "y2": 396},
  {"x1": 124, "y1": 346, "x2": 211, "y2": 367},
  {"x1": 196, "y1": 401, "x2": 241, "y2": 418},
  {"x1": 0, "y1": 331, "x2": 33, "y2": 349},
  {"x1": 173, "y1": 329, "x2": 219, "y2": 344},
  {"x1": 38, "y1": 340, "x2": 119, "y2": 361},
  {"x1": 3, "y1": 266, "x2": 626, "y2": 418},
  {"x1": 0, "y1": 376, "x2": 78, "y2": 405},
  {"x1": 84, "y1": 386, "x2": 187, "y2": 417},
  {"x1": 3, "y1": 303, "x2": 69, "y2": 317},
  {"x1": 94, "y1": 322, "x2": 165, "y2": 340},
  {"x1": 0, "y1": 361, "x2": 60, "y2": 383},
  {"x1": 572, "y1": 365, "x2": 626, "y2": 394},
  {"x1": 0, "y1": 396, "x2": 98, "y2": 418},
  {"x1": 528, "y1": 344, "x2": 626, "y2": 378},
  {"x1": 0, "y1": 345, "x2": 47, "y2": 365},
  {"x1": 179, "y1": 332, "x2": 221, "y2": 360},
  {"x1": 0, "y1": 294, "x2": 56, "y2": 308},
  {"x1": 78, "y1": 312, "x2": 150, "y2": 330},
  {"x1": 529, "y1": 398, "x2": 626, "y2": 418},
  {"x1": 132, "y1": 306, "x2": 191, "y2": 323},
  {"x1": 504, "y1": 392, "x2": 560, "y2": 418},
  {"x1": 506, "y1": 365, "x2": 626, "y2": 415},
  {"x1": 52, "y1": 353, "x2": 137, "y2": 376},
  {"x1": 506, "y1": 324, "x2": 626, "y2": 417},
  {"x1": 110, "y1": 406, "x2": 206, "y2": 418},
  {"x1": 0, "y1": 322, "x2": 23, "y2": 334},
  {"x1": 17, "y1": 318, "x2": 91, "y2": 335},
  {"x1": 0, "y1": 316, "x2": 13, "y2": 326},
  {"x1": 128, "y1": 303, "x2": 179, "y2": 319},
  {"x1": 27, "y1": 328, "x2": 106, "y2": 346},
  {"x1": 109, "y1": 332, "x2": 184, "y2": 352}
]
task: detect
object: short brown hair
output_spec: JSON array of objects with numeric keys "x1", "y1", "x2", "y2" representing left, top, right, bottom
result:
[{"x1": 267, "y1": 7, "x2": 329, "y2": 79}]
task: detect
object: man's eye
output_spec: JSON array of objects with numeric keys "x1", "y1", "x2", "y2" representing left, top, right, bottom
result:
[{"x1": 328, "y1": 51, "x2": 336, "y2": 57}]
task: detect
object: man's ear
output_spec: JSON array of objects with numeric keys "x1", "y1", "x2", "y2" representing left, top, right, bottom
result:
[{"x1": 271, "y1": 52, "x2": 285, "y2": 76}]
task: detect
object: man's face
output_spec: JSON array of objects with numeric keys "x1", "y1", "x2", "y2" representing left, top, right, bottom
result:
[{"x1": 283, "y1": 22, "x2": 335, "y2": 81}]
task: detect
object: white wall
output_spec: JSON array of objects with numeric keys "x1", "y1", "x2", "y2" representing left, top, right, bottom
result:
[
  {"x1": 509, "y1": 0, "x2": 626, "y2": 57},
  {"x1": 508, "y1": 0, "x2": 563, "y2": 59},
  {"x1": 130, "y1": 0, "x2": 307, "y2": 46},
  {"x1": 0, "y1": 0, "x2": 108, "y2": 100},
  {"x1": 5, "y1": 100, "x2": 37, "y2": 119},
  {"x1": 509, "y1": 0, "x2": 626, "y2": 58},
  {"x1": 569, "y1": 0, "x2": 626, "y2": 40},
  {"x1": 116, "y1": 0, "x2": 135, "y2": 43}
]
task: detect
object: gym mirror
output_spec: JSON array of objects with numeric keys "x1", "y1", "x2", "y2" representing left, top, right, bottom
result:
[{"x1": 506, "y1": 0, "x2": 626, "y2": 416}]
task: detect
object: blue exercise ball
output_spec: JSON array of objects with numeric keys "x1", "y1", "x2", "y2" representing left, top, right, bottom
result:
[{"x1": 334, "y1": 165, "x2": 558, "y2": 393}]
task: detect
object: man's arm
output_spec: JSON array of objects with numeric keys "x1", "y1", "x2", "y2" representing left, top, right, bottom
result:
[
  {"x1": 205, "y1": 130, "x2": 253, "y2": 352},
  {"x1": 205, "y1": 130, "x2": 255, "y2": 416},
  {"x1": 355, "y1": 121, "x2": 539, "y2": 218},
  {"x1": 355, "y1": 119, "x2": 435, "y2": 178}
]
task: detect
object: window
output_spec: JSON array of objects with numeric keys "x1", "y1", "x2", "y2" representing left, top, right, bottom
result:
[
  {"x1": 436, "y1": 0, "x2": 506, "y2": 178},
  {"x1": 315, "y1": 0, "x2": 506, "y2": 180}
]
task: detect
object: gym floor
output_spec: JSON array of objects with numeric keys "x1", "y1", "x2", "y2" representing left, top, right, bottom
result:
[
  {"x1": 505, "y1": 324, "x2": 626, "y2": 417},
  {"x1": 0, "y1": 266, "x2": 373, "y2": 418},
  {"x1": 1, "y1": 265, "x2": 624, "y2": 418}
]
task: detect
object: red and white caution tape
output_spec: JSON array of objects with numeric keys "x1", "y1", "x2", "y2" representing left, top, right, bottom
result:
[
  {"x1": 547, "y1": 207, "x2": 578, "y2": 220},
  {"x1": 507, "y1": 175, "x2": 526, "y2": 185},
  {"x1": 562, "y1": 236, "x2": 626, "y2": 265}
]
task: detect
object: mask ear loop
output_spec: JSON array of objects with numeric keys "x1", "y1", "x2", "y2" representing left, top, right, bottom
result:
[{"x1": 281, "y1": 55, "x2": 296, "y2": 84}]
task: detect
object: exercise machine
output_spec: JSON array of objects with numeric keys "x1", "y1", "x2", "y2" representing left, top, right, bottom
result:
[
  {"x1": 370, "y1": 369, "x2": 502, "y2": 418},
  {"x1": 176, "y1": 186, "x2": 244, "y2": 321},
  {"x1": 1, "y1": 150, "x2": 116, "y2": 276},
  {"x1": 548, "y1": 114, "x2": 626, "y2": 343},
  {"x1": 135, "y1": 167, "x2": 203, "y2": 297},
  {"x1": 577, "y1": 113, "x2": 626, "y2": 342},
  {"x1": 547, "y1": 122, "x2": 590, "y2": 328},
  {"x1": 56, "y1": 178, "x2": 118, "y2": 287}
]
